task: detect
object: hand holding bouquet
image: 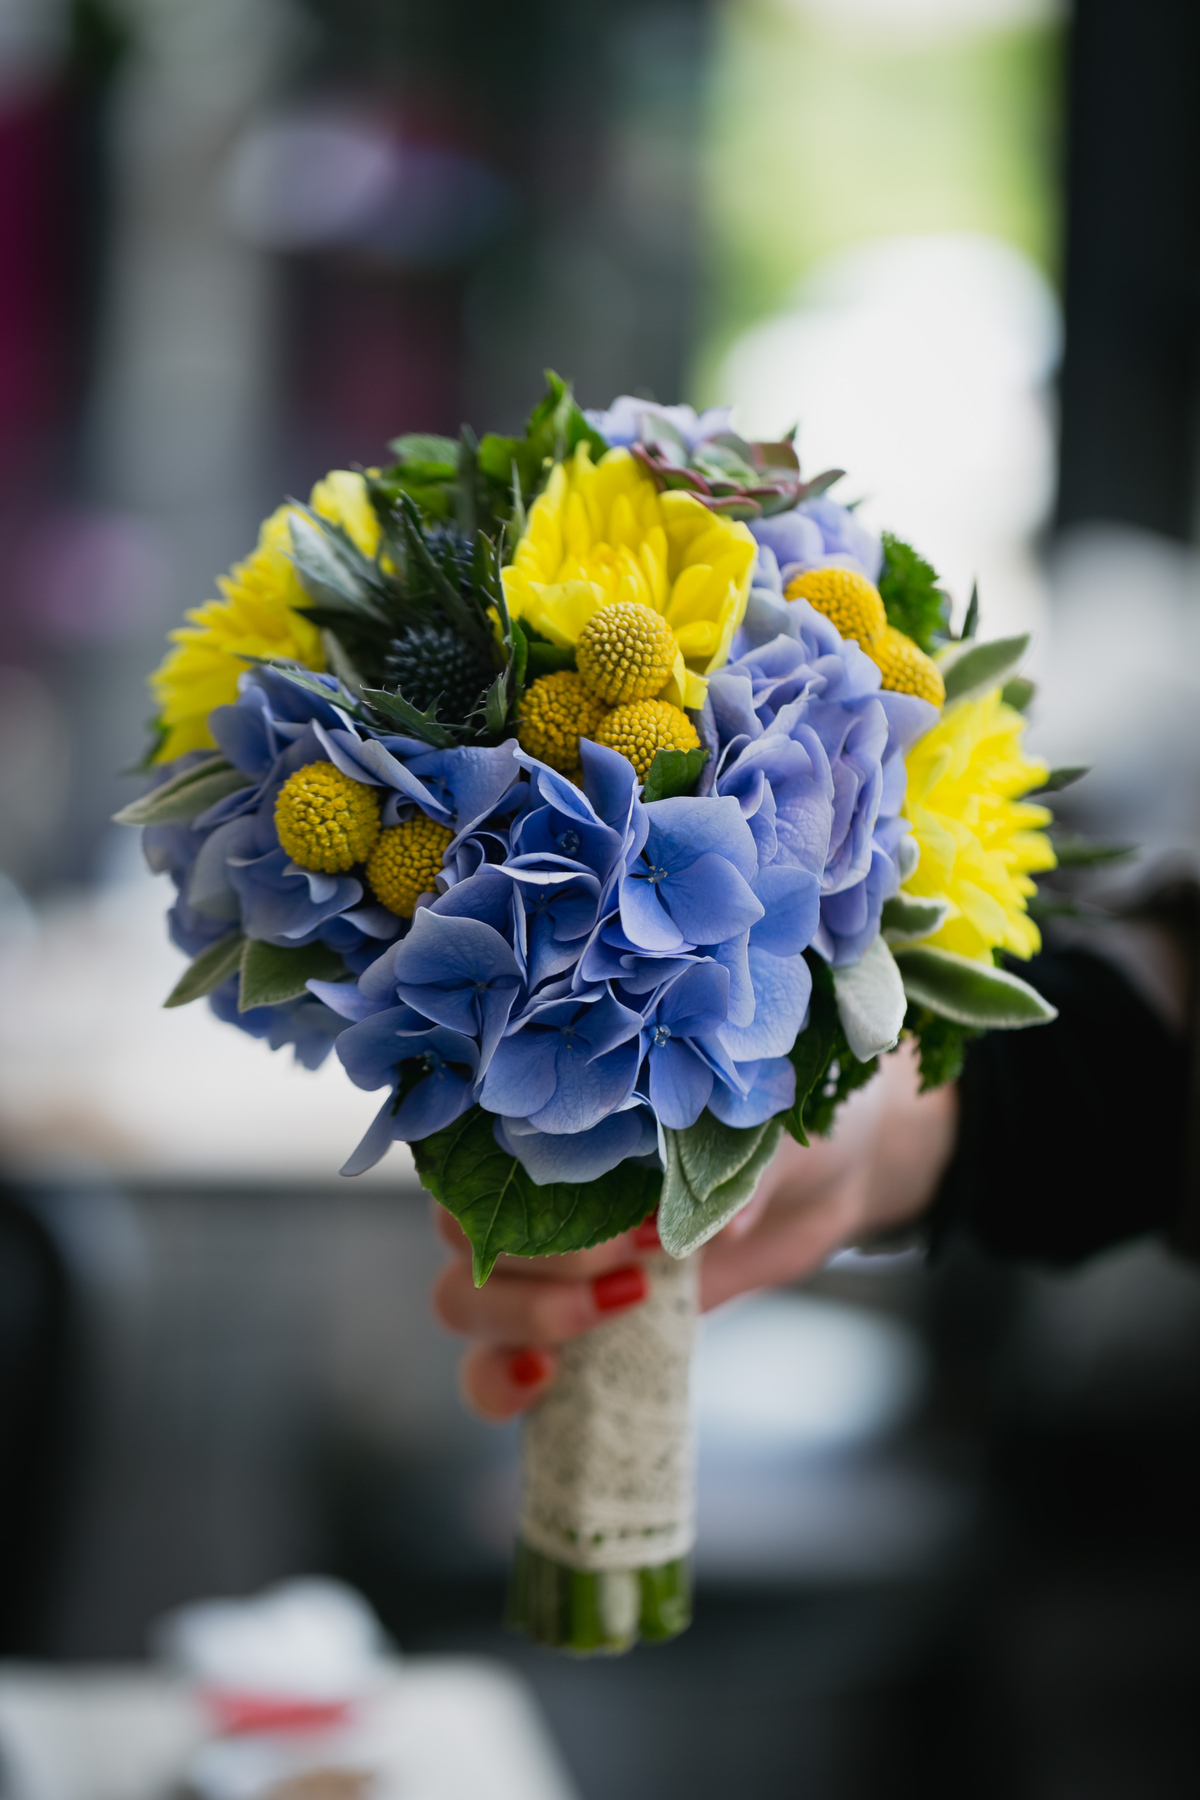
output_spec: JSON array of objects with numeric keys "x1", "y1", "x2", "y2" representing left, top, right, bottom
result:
[{"x1": 120, "y1": 377, "x2": 1061, "y2": 1654}]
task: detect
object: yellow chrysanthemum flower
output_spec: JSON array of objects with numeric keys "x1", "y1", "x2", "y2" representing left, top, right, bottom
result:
[
  {"x1": 150, "y1": 470, "x2": 381, "y2": 762},
  {"x1": 904, "y1": 689, "x2": 1057, "y2": 963},
  {"x1": 502, "y1": 445, "x2": 756, "y2": 710}
]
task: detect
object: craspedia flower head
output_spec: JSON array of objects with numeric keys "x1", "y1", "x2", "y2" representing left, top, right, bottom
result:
[
  {"x1": 869, "y1": 624, "x2": 945, "y2": 706},
  {"x1": 785, "y1": 567, "x2": 887, "y2": 647},
  {"x1": 576, "y1": 600, "x2": 677, "y2": 704},
  {"x1": 904, "y1": 689, "x2": 1056, "y2": 962},
  {"x1": 367, "y1": 815, "x2": 455, "y2": 918},
  {"x1": 517, "y1": 671, "x2": 611, "y2": 774},
  {"x1": 594, "y1": 698, "x2": 700, "y2": 783},
  {"x1": 502, "y1": 444, "x2": 757, "y2": 708},
  {"x1": 275, "y1": 761, "x2": 382, "y2": 873}
]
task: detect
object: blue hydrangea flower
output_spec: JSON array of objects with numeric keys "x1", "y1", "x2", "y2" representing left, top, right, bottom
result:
[
  {"x1": 334, "y1": 1008, "x2": 481, "y2": 1173},
  {"x1": 479, "y1": 988, "x2": 643, "y2": 1135},
  {"x1": 749, "y1": 496, "x2": 882, "y2": 586},
  {"x1": 585, "y1": 396, "x2": 734, "y2": 453}
]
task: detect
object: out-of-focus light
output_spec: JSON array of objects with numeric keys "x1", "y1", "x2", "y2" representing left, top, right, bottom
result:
[
  {"x1": 0, "y1": 0, "x2": 67, "y2": 97},
  {"x1": 17, "y1": 508, "x2": 171, "y2": 644},
  {"x1": 224, "y1": 107, "x2": 513, "y2": 270},
  {"x1": 695, "y1": 1291, "x2": 925, "y2": 1459},
  {"x1": 783, "y1": 0, "x2": 1062, "y2": 39},
  {"x1": 719, "y1": 232, "x2": 1059, "y2": 630}
]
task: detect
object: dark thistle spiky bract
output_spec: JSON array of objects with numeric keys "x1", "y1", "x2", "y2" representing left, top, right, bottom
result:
[{"x1": 384, "y1": 623, "x2": 496, "y2": 724}]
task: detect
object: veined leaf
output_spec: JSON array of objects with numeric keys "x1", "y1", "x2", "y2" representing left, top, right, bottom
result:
[
  {"x1": 114, "y1": 757, "x2": 252, "y2": 826},
  {"x1": 164, "y1": 932, "x2": 245, "y2": 1008},
  {"x1": 642, "y1": 747, "x2": 708, "y2": 804},
  {"x1": 939, "y1": 634, "x2": 1031, "y2": 705},
  {"x1": 658, "y1": 1113, "x2": 783, "y2": 1258},
  {"x1": 894, "y1": 944, "x2": 1057, "y2": 1028},
  {"x1": 412, "y1": 1106, "x2": 661, "y2": 1285},
  {"x1": 238, "y1": 938, "x2": 350, "y2": 1011},
  {"x1": 881, "y1": 892, "x2": 952, "y2": 944}
]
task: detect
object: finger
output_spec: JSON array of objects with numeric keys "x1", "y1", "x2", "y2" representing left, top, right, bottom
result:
[
  {"x1": 459, "y1": 1342, "x2": 558, "y2": 1421},
  {"x1": 699, "y1": 1184, "x2": 861, "y2": 1313},
  {"x1": 433, "y1": 1254, "x2": 649, "y2": 1345},
  {"x1": 431, "y1": 1204, "x2": 658, "y2": 1281}
]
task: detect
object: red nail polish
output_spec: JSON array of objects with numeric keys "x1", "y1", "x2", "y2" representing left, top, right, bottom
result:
[
  {"x1": 632, "y1": 1216, "x2": 661, "y2": 1251},
  {"x1": 509, "y1": 1349, "x2": 550, "y2": 1387},
  {"x1": 593, "y1": 1266, "x2": 648, "y2": 1313}
]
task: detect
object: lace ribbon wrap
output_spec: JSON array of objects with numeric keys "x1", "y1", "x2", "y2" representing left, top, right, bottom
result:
[{"x1": 519, "y1": 1252, "x2": 699, "y2": 1572}]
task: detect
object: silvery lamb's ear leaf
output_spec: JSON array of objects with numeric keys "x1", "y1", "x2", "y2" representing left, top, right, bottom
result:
[
  {"x1": 658, "y1": 1114, "x2": 784, "y2": 1258},
  {"x1": 164, "y1": 932, "x2": 245, "y2": 1008},
  {"x1": 114, "y1": 757, "x2": 252, "y2": 826},
  {"x1": 881, "y1": 893, "x2": 952, "y2": 944},
  {"x1": 239, "y1": 938, "x2": 350, "y2": 1011},
  {"x1": 938, "y1": 634, "x2": 1031, "y2": 705},
  {"x1": 642, "y1": 747, "x2": 708, "y2": 804},
  {"x1": 833, "y1": 935, "x2": 907, "y2": 1061},
  {"x1": 412, "y1": 1106, "x2": 661, "y2": 1285},
  {"x1": 287, "y1": 511, "x2": 391, "y2": 624},
  {"x1": 1001, "y1": 676, "x2": 1036, "y2": 712},
  {"x1": 894, "y1": 944, "x2": 1057, "y2": 1028}
]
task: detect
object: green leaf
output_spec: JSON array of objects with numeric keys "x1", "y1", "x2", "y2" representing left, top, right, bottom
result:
[
  {"x1": 881, "y1": 892, "x2": 952, "y2": 944},
  {"x1": 1031, "y1": 765, "x2": 1090, "y2": 795},
  {"x1": 833, "y1": 936, "x2": 906, "y2": 1060},
  {"x1": 781, "y1": 951, "x2": 880, "y2": 1142},
  {"x1": 905, "y1": 1004, "x2": 979, "y2": 1091},
  {"x1": 388, "y1": 433, "x2": 460, "y2": 469},
  {"x1": 359, "y1": 686, "x2": 458, "y2": 747},
  {"x1": 658, "y1": 1114, "x2": 784, "y2": 1258},
  {"x1": 939, "y1": 634, "x2": 1031, "y2": 705},
  {"x1": 877, "y1": 533, "x2": 951, "y2": 655},
  {"x1": 1001, "y1": 676, "x2": 1036, "y2": 713},
  {"x1": 113, "y1": 757, "x2": 252, "y2": 826},
  {"x1": 961, "y1": 581, "x2": 979, "y2": 640},
  {"x1": 482, "y1": 665, "x2": 512, "y2": 733},
  {"x1": 894, "y1": 944, "x2": 1057, "y2": 1028},
  {"x1": 642, "y1": 747, "x2": 708, "y2": 803},
  {"x1": 525, "y1": 639, "x2": 577, "y2": 677},
  {"x1": 412, "y1": 1106, "x2": 661, "y2": 1284},
  {"x1": 164, "y1": 932, "x2": 245, "y2": 1008},
  {"x1": 287, "y1": 511, "x2": 392, "y2": 624},
  {"x1": 1049, "y1": 834, "x2": 1136, "y2": 867},
  {"x1": 238, "y1": 939, "x2": 349, "y2": 1012}
]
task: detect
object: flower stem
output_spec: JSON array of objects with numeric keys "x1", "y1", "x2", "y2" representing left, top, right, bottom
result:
[{"x1": 507, "y1": 1540, "x2": 692, "y2": 1654}]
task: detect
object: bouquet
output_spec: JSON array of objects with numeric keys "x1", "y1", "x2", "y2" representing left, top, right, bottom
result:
[{"x1": 118, "y1": 376, "x2": 1062, "y2": 1654}]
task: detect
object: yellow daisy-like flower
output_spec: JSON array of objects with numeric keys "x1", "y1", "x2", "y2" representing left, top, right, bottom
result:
[
  {"x1": 502, "y1": 445, "x2": 756, "y2": 710},
  {"x1": 904, "y1": 689, "x2": 1057, "y2": 963},
  {"x1": 150, "y1": 470, "x2": 381, "y2": 763}
]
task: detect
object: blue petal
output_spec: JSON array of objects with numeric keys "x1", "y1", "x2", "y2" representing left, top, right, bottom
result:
[
  {"x1": 648, "y1": 1037, "x2": 714, "y2": 1129},
  {"x1": 478, "y1": 1027, "x2": 561, "y2": 1118},
  {"x1": 708, "y1": 1055, "x2": 796, "y2": 1128},
  {"x1": 719, "y1": 945, "x2": 813, "y2": 1061},
  {"x1": 662, "y1": 852, "x2": 763, "y2": 946},
  {"x1": 494, "y1": 1108, "x2": 657, "y2": 1183}
]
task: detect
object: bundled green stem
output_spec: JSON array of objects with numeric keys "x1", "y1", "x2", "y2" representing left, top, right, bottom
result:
[{"x1": 508, "y1": 1541, "x2": 691, "y2": 1653}]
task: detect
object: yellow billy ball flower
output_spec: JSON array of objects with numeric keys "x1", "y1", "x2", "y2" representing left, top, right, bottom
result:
[
  {"x1": 576, "y1": 599, "x2": 677, "y2": 704},
  {"x1": 785, "y1": 567, "x2": 887, "y2": 648},
  {"x1": 149, "y1": 470, "x2": 381, "y2": 763},
  {"x1": 502, "y1": 445, "x2": 756, "y2": 710},
  {"x1": 904, "y1": 689, "x2": 1057, "y2": 963},
  {"x1": 517, "y1": 671, "x2": 611, "y2": 774},
  {"x1": 870, "y1": 624, "x2": 946, "y2": 706},
  {"x1": 367, "y1": 816, "x2": 455, "y2": 918},
  {"x1": 275, "y1": 762, "x2": 382, "y2": 873},
  {"x1": 595, "y1": 698, "x2": 700, "y2": 784}
]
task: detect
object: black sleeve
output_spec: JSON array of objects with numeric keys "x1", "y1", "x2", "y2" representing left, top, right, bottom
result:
[{"x1": 929, "y1": 948, "x2": 1190, "y2": 1266}]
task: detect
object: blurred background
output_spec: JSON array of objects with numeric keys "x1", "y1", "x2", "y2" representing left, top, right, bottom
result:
[{"x1": 2, "y1": 0, "x2": 1200, "y2": 1794}]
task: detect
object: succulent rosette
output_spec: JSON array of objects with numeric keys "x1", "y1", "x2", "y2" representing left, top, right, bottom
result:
[{"x1": 120, "y1": 375, "x2": 1071, "y2": 1659}]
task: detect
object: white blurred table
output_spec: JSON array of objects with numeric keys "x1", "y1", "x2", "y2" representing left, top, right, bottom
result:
[{"x1": 0, "y1": 1660, "x2": 579, "y2": 1800}]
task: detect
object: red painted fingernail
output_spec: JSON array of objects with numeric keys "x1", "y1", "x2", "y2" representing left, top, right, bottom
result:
[
  {"x1": 633, "y1": 1216, "x2": 661, "y2": 1250},
  {"x1": 593, "y1": 1266, "x2": 648, "y2": 1313},
  {"x1": 509, "y1": 1349, "x2": 551, "y2": 1388}
]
